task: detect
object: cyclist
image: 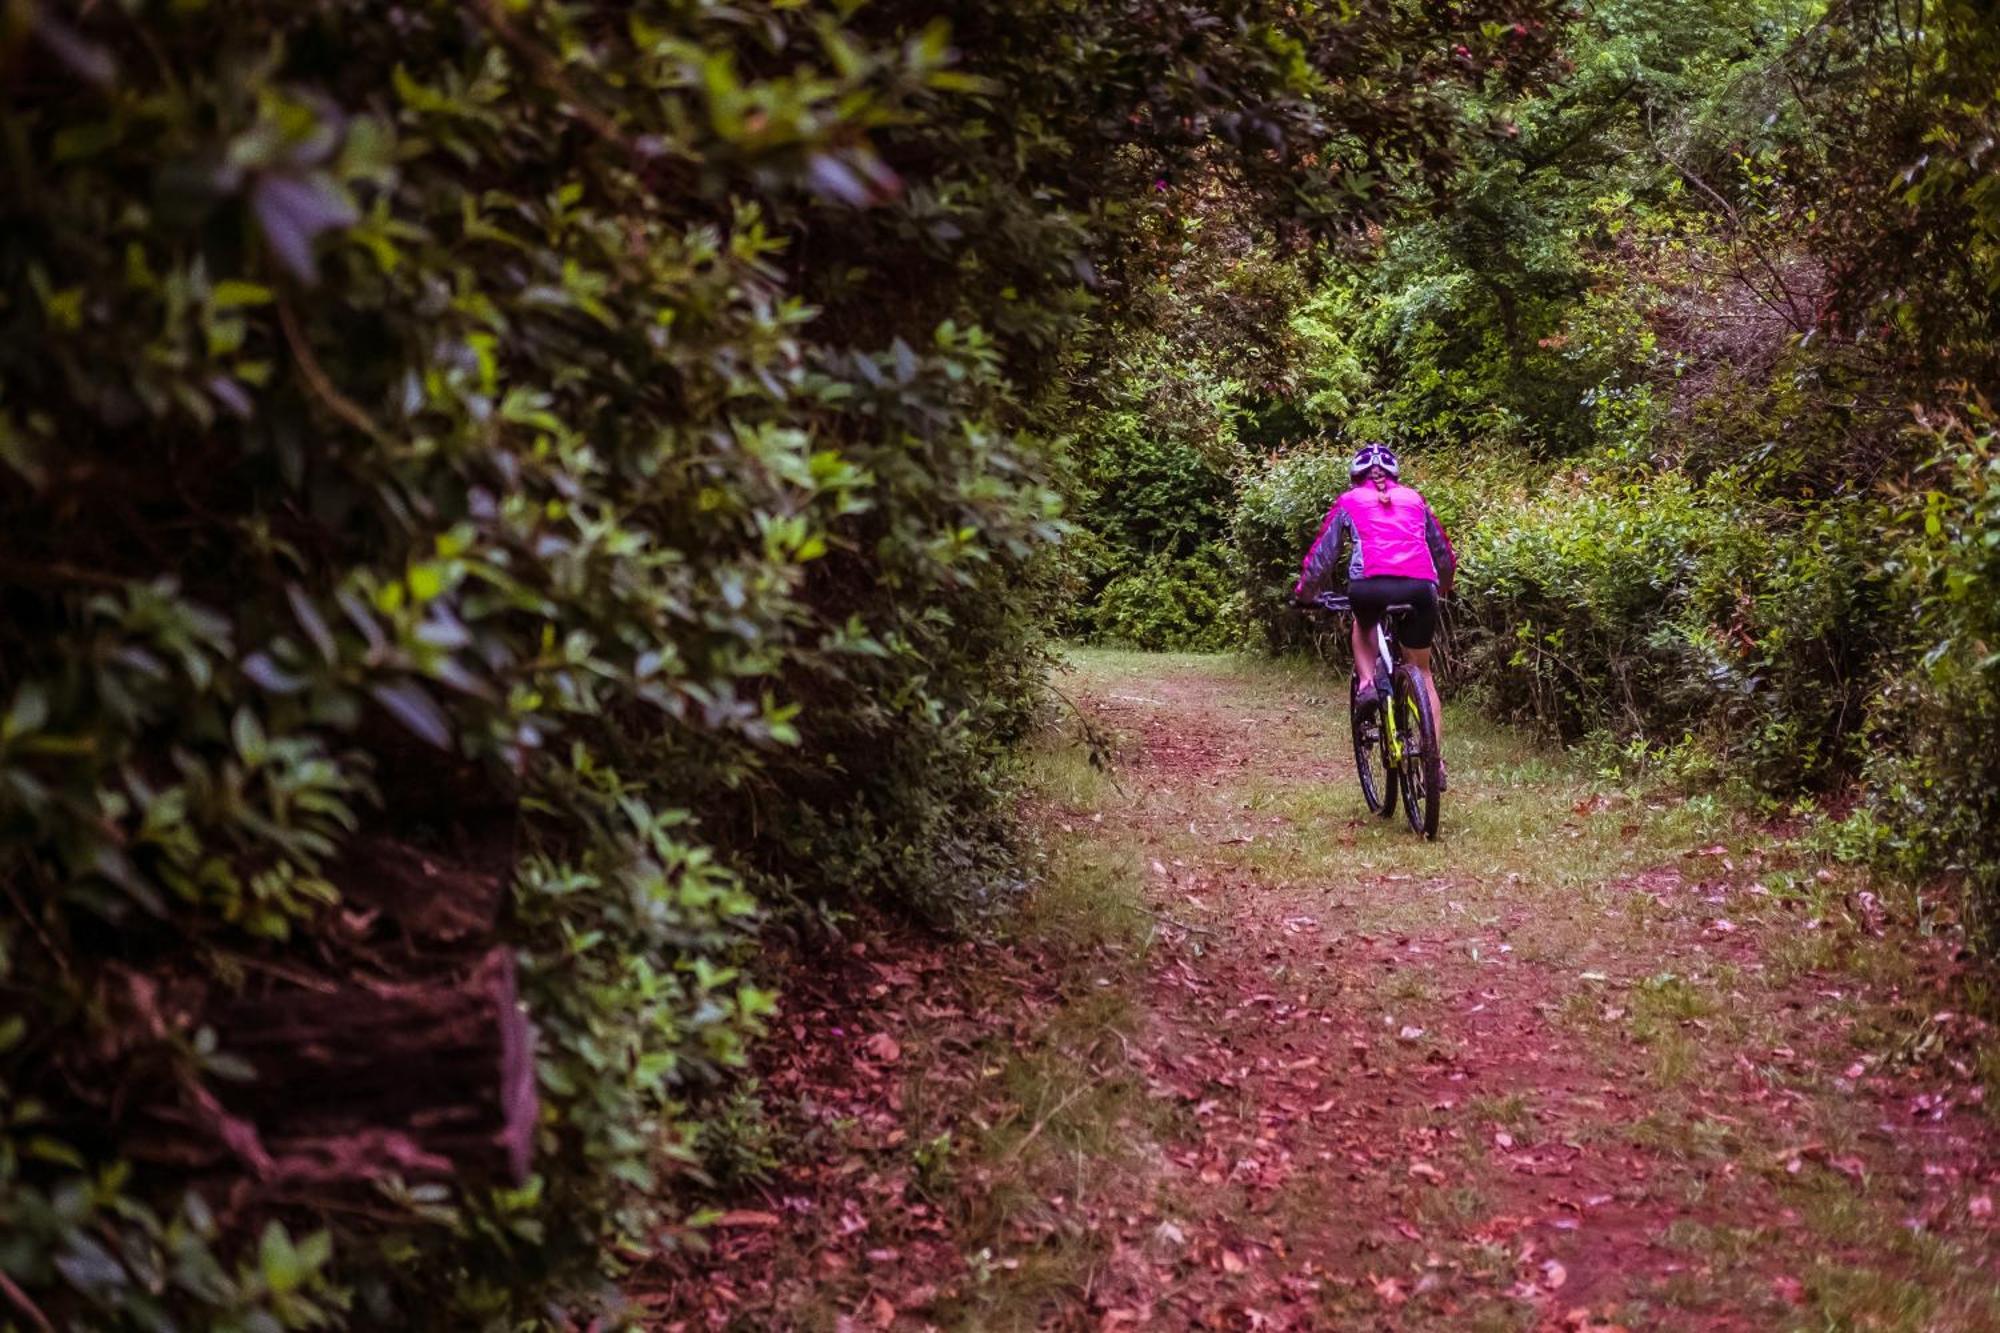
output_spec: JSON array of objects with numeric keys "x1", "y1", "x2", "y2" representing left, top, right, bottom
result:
[{"x1": 1293, "y1": 443, "x2": 1457, "y2": 788}]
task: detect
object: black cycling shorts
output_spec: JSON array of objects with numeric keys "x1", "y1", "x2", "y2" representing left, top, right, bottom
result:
[{"x1": 1348, "y1": 576, "x2": 1439, "y2": 649}]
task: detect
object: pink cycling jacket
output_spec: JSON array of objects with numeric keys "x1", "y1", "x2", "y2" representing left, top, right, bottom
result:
[{"x1": 1294, "y1": 481, "x2": 1457, "y2": 597}]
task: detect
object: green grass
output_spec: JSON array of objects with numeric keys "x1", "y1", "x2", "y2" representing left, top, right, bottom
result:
[
  {"x1": 956, "y1": 646, "x2": 2000, "y2": 1331},
  {"x1": 931, "y1": 801, "x2": 1159, "y2": 1331}
]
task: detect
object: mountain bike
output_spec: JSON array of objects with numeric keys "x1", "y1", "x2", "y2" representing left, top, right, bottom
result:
[{"x1": 1307, "y1": 592, "x2": 1443, "y2": 840}]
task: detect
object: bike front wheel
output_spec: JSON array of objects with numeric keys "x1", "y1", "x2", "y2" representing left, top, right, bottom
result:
[
  {"x1": 1351, "y1": 674, "x2": 1396, "y2": 819},
  {"x1": 1394, "y1": 664, "x2": 1442, "y2": 840}
]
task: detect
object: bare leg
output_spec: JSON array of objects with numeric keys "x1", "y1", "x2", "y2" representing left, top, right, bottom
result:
[
  {"x1": 1403, "y1": 646, "x2": 1445, "y2": 755},
  {"x1": 1350, "y1": 618, "x2": 1377, "y2": 692}
]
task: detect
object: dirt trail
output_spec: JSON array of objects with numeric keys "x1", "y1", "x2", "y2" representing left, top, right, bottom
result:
[{"x1": 642, "y1": 650, "x2": 2000, "y2": 1331}]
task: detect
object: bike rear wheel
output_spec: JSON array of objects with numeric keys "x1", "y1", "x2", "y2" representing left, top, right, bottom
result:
[
  {"x1": 1351, "y1": 674, "x2": 1396, "y2": 818},
  {"x1": 1394, "y1": 664, "x2": 1442, "y2": 840}
]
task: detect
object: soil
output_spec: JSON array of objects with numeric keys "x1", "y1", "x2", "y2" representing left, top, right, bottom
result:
[{"x1": 637, "y1": 651, "x2": 2000, "y2": 1331}]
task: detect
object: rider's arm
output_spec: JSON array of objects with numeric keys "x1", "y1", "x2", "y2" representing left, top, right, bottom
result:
[
  {"x1": 1424, "y1": 504, "x2": 1457, "y2": 594},
  {"x1": 1294, "y1": 505, "x2": 1355, "y2": 601}
]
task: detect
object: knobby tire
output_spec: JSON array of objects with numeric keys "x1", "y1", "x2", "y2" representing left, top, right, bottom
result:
[
  {"x1": 1395, "y1": 664, "x2": 1442, "y2": 840},
  {"x1": 1351, "y1": 674, "x2": 1395, "y2": 819}
]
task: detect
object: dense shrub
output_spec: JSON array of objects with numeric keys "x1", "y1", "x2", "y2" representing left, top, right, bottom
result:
[
  {"x1": 1855, "y1": 405, "x2": 2000, "y2": 929},
  {"x1": 1090, "y1": 544, "x2": 1242, "y2": 653},
  {"x1": 0, "y1": 5, "x2": 1048, "y2": 1325},
  {"x1": 1450, "y1": 467, "x2": 1885, "y2": 787},
  {"x1": 1232, "y1": 447, "x2": 1351, "y2": 653}
]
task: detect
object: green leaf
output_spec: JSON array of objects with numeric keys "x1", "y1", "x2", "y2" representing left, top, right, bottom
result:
[
  {"x1": 260, "y1": 1220, "x2": 302, "y2": 1294},
  {"x1": 3, "y1": 683, "x2": 49, "y2": 742},
  {"x1": 211, "y1": 279, "x2": 275, "y2": 309}
]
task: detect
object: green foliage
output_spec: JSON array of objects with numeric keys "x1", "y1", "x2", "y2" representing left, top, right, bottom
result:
[
  {"x1": 1, "y1": 0, "x2": 1569, "y2": 1325},
  {"x1": 1232, "y1": 446, "x2": 1352, "y2": 653},
  {"x1": 1090, "y1": 544, "x2": 1241, "y2": 653},
  {"x1": 0, "y1": 2, "x2": 1052, "y2": 1326},
  {"x1": 1855, "y1": 405, "x2": 2000, "y2": 929},
  {"x1": 1448, "y1": 465, "x2": 1884, "y2": 789},
  {"x1": 1806, "y1": 0, "x2": 2000, "y2": 386},
  {"x1": 1221, "y1": 0, "x2": 2000, "y2": 931},
  {"x1": 1056, "y1": 0, "x2": 1572, "y2": 648}
]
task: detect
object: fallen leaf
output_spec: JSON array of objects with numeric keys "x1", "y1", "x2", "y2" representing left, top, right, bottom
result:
[
  {"x1": 1972, "y1": 1195, "x2": 1994, "y2": 1220},
  {"x1": 1372, "y1": 1276, "x2": 1408, "y2": 1306},
  {"x1": 1220, "y1": 1248, "x2": 1248, "y2": 1274},
  {"x1": 1773, "y1": 1275, "x2": 1806, "y2": 1306},
  {"x1": 864, "y1": 1032, "x2": 901, "y2": 1063},
  {"x1": 1408, "y1": 1161, "x2": 1445, "y2": 1184},
  {"x1": 715, "y1": 1209, "x2": 781, "y2": 1228},
  {"x1": 1543, "y1": 1258, "x2": 1568, "y2": 1289}
]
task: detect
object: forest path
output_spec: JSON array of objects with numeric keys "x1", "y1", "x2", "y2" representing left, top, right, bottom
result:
[
  {"x1": 1047, "y1": 649, "x2": 1998, "y2": 1330},
  {"x1": 641, "y1": 648, "x2": 1999, "y2": 1331}
]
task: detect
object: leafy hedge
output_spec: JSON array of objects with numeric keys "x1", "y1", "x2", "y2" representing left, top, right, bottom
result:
[
  {"x1": 0, "y1": 0, "x2": 1566, "y2": 1326},
  {"x1": 1091, "y1": 544, "x2": 1243, "y2": 653},
  {"x1": 1455, "y1": 471, "x2": 1883, "y2": 785},
  {"x1": 1851, "y1": 406, "x2": 2000, "y2": 922},
  {"x1": 1232, "y1": 446, "x2": 1350, "y2": 653},
  {"x1": 0, "y1": 6, "x2": 1046, "y2": 1326}
]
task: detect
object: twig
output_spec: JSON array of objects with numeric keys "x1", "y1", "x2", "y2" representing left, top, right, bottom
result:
[
  {"x1": 997, "y1": 1081, "x2": 1094, "y2": 1165},
  {"x1": 278, "y1": 300, "x2": 385, "y2": 443},
  {"x1": 0, "y1": 872, "x2": 70, "y2": 983},
  {"x1": 0, "y1": 555, "x2": 131, "y2": 591},
  {"x1": 1642, "y1": 104, "x2": 1813, "y2": 334},
  {"x1": 1044, "y1": 681, "x2": 1125, "y2": 795},
  {"x1": 0, "y1": 1269, "x2": 54, "y2": 1333},
  {"x1": 1134, "y1": 900, "x2": 1217, "y2": 937},
  {"x1": 464, "y1": 0, "x2": 694, "y2": 217},
  {"x1": 466, "y1": 0, "x2": 630, "y2": 157}
]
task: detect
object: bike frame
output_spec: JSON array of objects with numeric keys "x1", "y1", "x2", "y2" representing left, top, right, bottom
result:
[
  {"x1": 1372, "y1": 622, "x2": 1406, "y2": 769},
  {"x1": 1307, "y1": 588, "x2": 1439, "y2": 837}
]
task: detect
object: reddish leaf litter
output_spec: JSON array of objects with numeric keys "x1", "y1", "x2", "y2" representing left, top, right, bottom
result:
[{"x1": 635, "y1": 656, "x2": 2000, "y2": 1330}]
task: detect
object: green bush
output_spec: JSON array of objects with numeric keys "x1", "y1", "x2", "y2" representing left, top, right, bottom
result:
[
  {"x1": 1855, "y1": 405, "x2": 2000, "y2": 929},
  {"x1": 1450, "y1": 464, "x2": 1886, "y2": 790},
  {"x1": 0, "y1": 5, "x2": 1050, "y2": 1327},
  {"x1": 1090, "y1": 544, "x2": 1242, "y2": 653},
  {"x1": 1232, "y1": 446, "x2": 1352, "y2": 652}
]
